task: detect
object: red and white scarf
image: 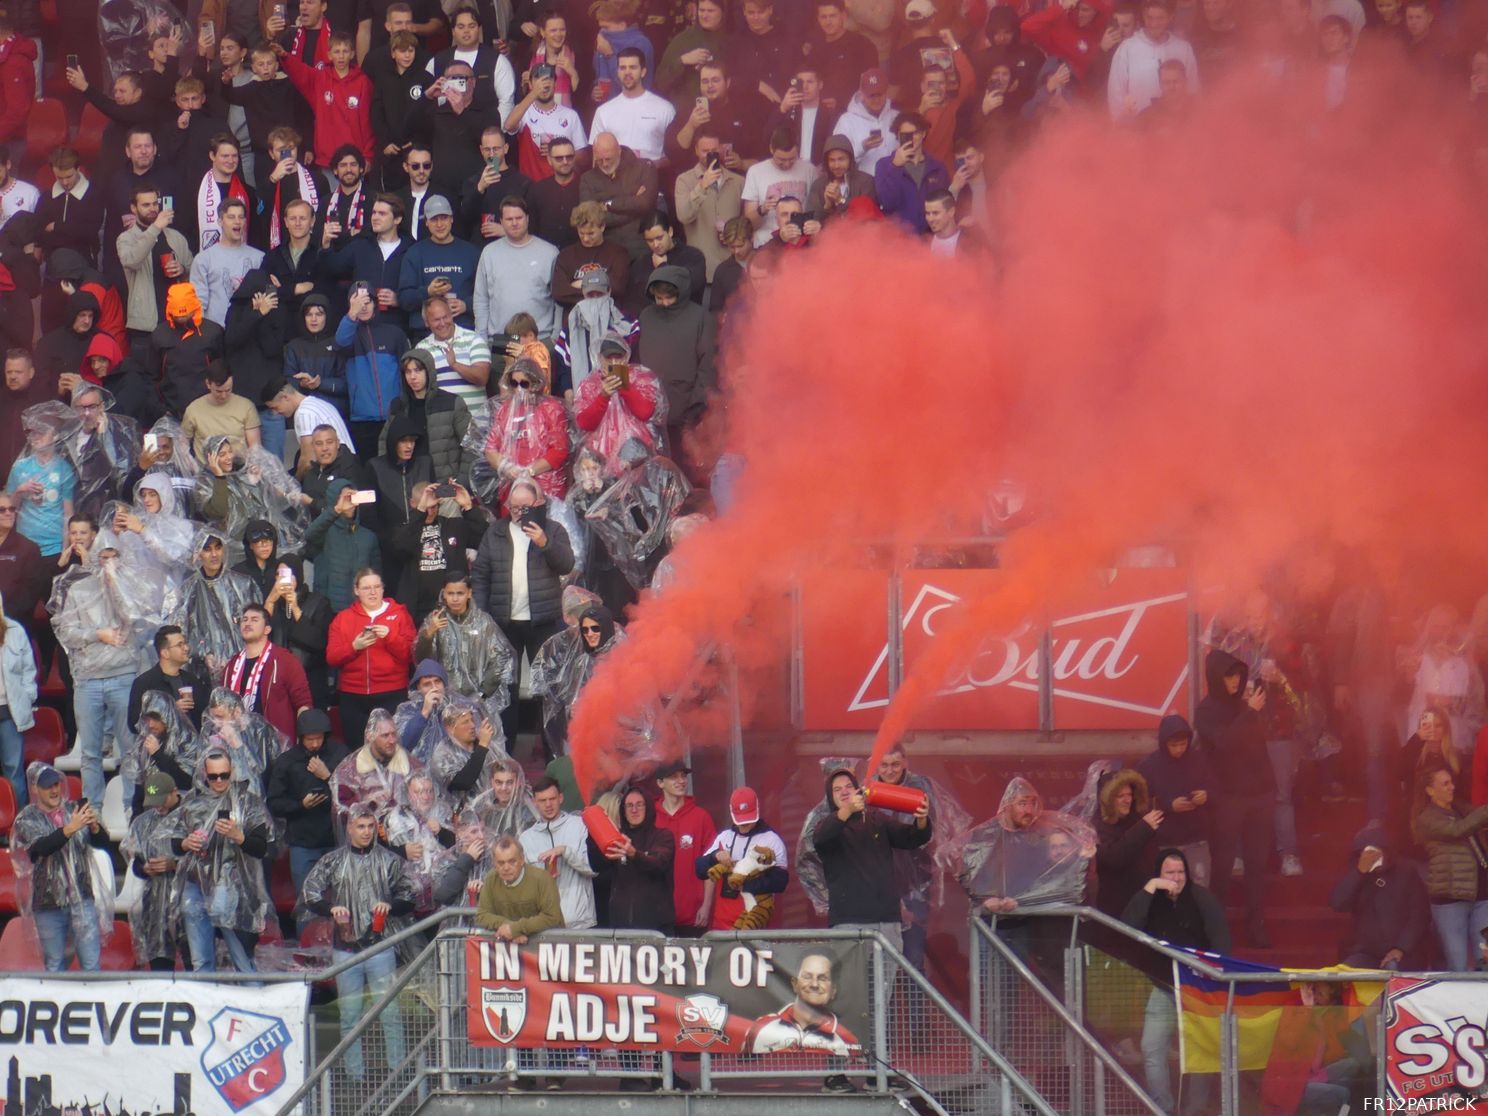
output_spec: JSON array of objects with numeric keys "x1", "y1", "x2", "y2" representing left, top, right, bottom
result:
[
  {"x1": 270, "y1": 162, "x2": 321, "y2": 249},
  {"x1": 291, "y1": 17, "x2": 333, "y2": 69},
  {"x1": 198, "y1": 171, "x2": 252, "y2": 251},
  {"x1": 225, "y1": 645, "x2": 277, "y2": 714}
]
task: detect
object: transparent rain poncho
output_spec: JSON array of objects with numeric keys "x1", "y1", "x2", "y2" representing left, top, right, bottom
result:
[
  {"x1": 581, "y1": 449, "x2": 691, "y2": 590},
  {"x1": 562, "y1": 447, "x2": 609, "y2": 581},
  {"x1": 458, "y1": 754, "x2": 537, "y2": 840},
  {"x1": 873, "y1": 768, "x2": 975, "y2": 912},
  {"x1": 53, "y1": 529, "x2": 178, "y2": 674},
  {"x1": 103, "y1": 473, "x2": 196, "y2": 585},
  {"x1": 173, "y1": 526, "x2": 259, "y2": 675},
  {"x1": 1063, "y1": 760, "x2": 1124, "y2": 824},
  {"x1": 202, "y1": 686, "x2": 289, "y2": 796},
  {"x1": 139, "y1": 415, "x2": 200, "y2": 510},
  {"x1": 121, "y1": 793, "x2": 186, "y2": 964},
  {"x1": 417, "y1": 605, "x2": 517, "y2": 705},
  {"x1": 299, "y1": 802, "x2": 418, "y2": 948},
  {"x1": 650, "y1": 512, "x2": 708, "y2": 594},
  {"x1": 11, "y1": 761, "x2": 115, "y2": 949},
  {"x1": 330, "y1": 710, "x2": 427, "y2": 831},
  {"x1": 467, "y1": 359, "x2": 572, "y2": 507},
  {"x1": 954, "y1": 777, "x2": 1097, "y2": 910},
  {"x1": 571, "y1": 334, "x2": 667, "y2": 473},
  {"x1": 167, "y1": 749, "x2": 274, "y2": 935},
  {"x1": 383, "y1": 773, "x2": 456, "y2": 912},
  {"x1": 532, "y1": 605, "x2": 625, "y2": 754},
  {"x1": 194, "y1": 436, "x2": 310, "y2": 560},
  {"x1": 427, "y1": 694, "x2": 511, "y2": 814},
  {"x1": 122, "y1": 688, "x2": 205, "y2": 793},
  {"x1": 67, "y1": 386, "x2": 142, "y2": 520}
]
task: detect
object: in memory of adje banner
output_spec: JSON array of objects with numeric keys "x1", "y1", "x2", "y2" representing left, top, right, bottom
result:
[
  {"x1": 466, "y1": 936, "x2": 871, "y2": 1054},
  {"x1": 0, "y1": 980, "x2": 308, "y2": 1116}
]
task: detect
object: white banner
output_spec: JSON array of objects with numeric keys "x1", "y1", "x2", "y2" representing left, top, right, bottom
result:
[{"x1": 0, "y1": 979, "x2": 309, "y2": 1116}]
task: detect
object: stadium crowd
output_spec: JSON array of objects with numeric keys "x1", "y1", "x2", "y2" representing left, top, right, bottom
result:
[{"x1": 0, "y1": 0, "x2": 1484, "y2": 1103}]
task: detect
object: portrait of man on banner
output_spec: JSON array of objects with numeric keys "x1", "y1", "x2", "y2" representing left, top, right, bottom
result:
[{"x1": 744, "y1": 951, "x2": 861, "y2": 1056}]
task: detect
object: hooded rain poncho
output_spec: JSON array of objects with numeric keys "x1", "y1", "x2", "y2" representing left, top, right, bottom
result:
[
  {"x1": 330, "y1": 710, "x2": 426, "y2": 832},
  {"x1": 168, "y1": 749, "x2": 275, "y2": 935},
  {"x1": 383, "y1": 773, "x2": 455, "y2": 912},
  {"x1": 121, "y1": 789, "x2": 186, "y2": 964},
  {"x1": 531, "y1": 605, "x2": 624, "y2": 753},
  {"x1": 173, "y1": 525, "x2": 259, "y2": 675},
  {"x1": 202, "y1": 686, "x2": 289, "y2": 796},
  {"x1": 954, "y1": 776, "x2": 1097, "y2": 909},
  {"x1": 581, "y1": 450, "x2": 690, "y2": 589},
  {"x1": 572, "y1": 332, "x2": 666, "y2": 470},
  {"x1": 105, "y1": 473, "x2": 196, "y2": 581},
  {"x1": 123, "y1": 688, "x2": 205, "y2": 793},
  {"x1": 66, "y1": 384, "x2": 142, "y2": 519},
  {"x1": 426, "y1": 693, "x2": 512, "y2": 811},
  {"x1": 53, "y1": 529, "x2": 177, "y2": 680},
  {"x1": 458, "y1": 754, "x2": 537, "y2": 840},
  {"x1": 299, "y1": 801, "x2": 418, "y2": 948},
  {"x1": 418, "y1": 605, "x2": 517, "y2": 705},
  {"x1": 12, "y1": 761, "x2": 115, "y2": 945},
  {"x1": 469, "y1": 358, "x2": 571, "y2": 506},
  {"x1": 194, "y1": 437, "x2": 310, "y2": 559}
]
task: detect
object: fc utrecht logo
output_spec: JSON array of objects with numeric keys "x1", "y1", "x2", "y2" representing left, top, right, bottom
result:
[
  {"x1": 481, "y1": 987, "x2": 528, "y2": 1044},
  {"x1": 676, "y1": 994, "x2": 731, "y2": 1048},
  {"x1": 201, "y1": 1007, "x2": 294, "y2": 1112}
]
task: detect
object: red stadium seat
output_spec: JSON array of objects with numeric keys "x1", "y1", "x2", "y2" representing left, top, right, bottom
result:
[
  {"x1": 23, "y1": 97, "x2": 67, "y2": 175},
  {"x1": 23, "y1": 707, "x2": 66, "y2": 766},
  {"x1": 32, "y1": 162, "x2": 54, "y2": 194},
  {"x1": 270, "y1": 854, "x2": 298, "y2": 915},
  {"x1": 0, "y1": 916, "x2": 40, "y2": 969},
  {"x1": 327, "y1": 706, "x2": 343, "y2": 745},
  {"x1": 65, "y1": 774, "x2": 81, "y2": 801},
  {"x1": 0, "y1": 851, "x2": 19, "y2": 914},
  {"x1": 100, "y1": 920, "x2": 136, "y2": 971},
  {"x1": 0, "y1": 779, "x2": 16, "y2": 841},
  {"x1": 73, "y1": 101, "x2": 108, "y2": 166}
]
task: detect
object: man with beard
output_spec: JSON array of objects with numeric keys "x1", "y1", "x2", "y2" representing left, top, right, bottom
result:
[
  {"x1": 267, "y1": 706, "x2": 348, "y2": 893},
  {"x1": 0, "y1": 353, "x2": 51, "y2": 479},
  {"x1": 220, "y1": 605, "x2": 312, "y2": 743},
  {"x1": 319, "y1": 145, "x2": 375, "y2": 250},
  {"x1": 331, "y1": 708, "x2": 425, "y2": 828},
  {"x1": 173, "y1": 530, "x2": 258, "y2": 677}
]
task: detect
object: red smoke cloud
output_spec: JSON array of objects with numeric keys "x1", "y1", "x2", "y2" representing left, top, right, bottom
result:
[{"x1": 570, "y1": 66, "x2": 1488, "y2": 797}]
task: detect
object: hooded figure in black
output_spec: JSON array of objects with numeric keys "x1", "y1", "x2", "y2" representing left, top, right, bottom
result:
[
  {"x1": 222, "y1": 267, "x2": 287, "y2": 412},
  {"x1": 233, "y1": 519, "x2": 288, "y2": 602},
  {"x1": 603, "y1": 783, "x2": 676, "y2": 931},
  {"x1": 34, "y1": 289, "x2": 100, "y2": 387},
  {"x1": 811, "y1": 765, "x2": 931, "y2": 928},
  {"x1": 973, "y1": 7, "x2": 1046, "y2": 109},
  {"x1": 636, "y1": 264, "x2": 716, "y2": 444},
  {"x1": 1194, "y1": 648, "x2": 1274, "y2": 946},
  {"x1": 40, "y1": 249, "x2": 112, "y2": 339},
  {"x1": 0, "y1": 214, "x2": 43, "y2": 352},
  {"x1": 1121, "y1": 846, "x2": 1231, "y2": 961},
  {"x1": 1136, "y1": 714, "x2": 1218, "y2": 880},
  {"x1": 368, "y1": 414, "x2": 433, "y2": 604},
  {"x1": 283, "y1": 294, "x2": 350, "y2": 422},
  {"x1": 1327, "y1": 823, "x2": 1430, "y2": 970}
]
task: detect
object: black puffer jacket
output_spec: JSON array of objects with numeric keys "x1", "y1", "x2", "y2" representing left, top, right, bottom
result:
[
  {"x1": 381, "y1": 349, "x2": 470, "y2": 484},
  {"x1": 470, "y1": 506, "x2": 575, "y2": 624}
]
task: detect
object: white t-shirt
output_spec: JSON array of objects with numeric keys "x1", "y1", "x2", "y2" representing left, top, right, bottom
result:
[
  {"x1": 590, "y1": 90, "x2": 676, "y2": 162},
  {"x1": 518, "y1": 101, "x2": 589, "y2": 151},
  {"x1": 799, "y1": 106, "x2": 821, "y2": 160},
  {"x1": 508, "y1": 520, "x2": 531, "y2": 620},
  {"x1": 293, "y1": 393, "x2": 352, "y2": 446},
  {"x1": 0, "y1": 179, "x2": 39, "y2": 230},
  {"x1": 741, "y1": 158, "x2": 819, "y2": 247},
  {"x1": 929, "y1": 231, "x2": 960, "y2": 257}
]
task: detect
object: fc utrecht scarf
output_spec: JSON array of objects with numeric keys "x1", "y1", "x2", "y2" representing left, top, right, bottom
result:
[
  {"x1": 226, "y1": 647, "x2": 275, "y2": 713},
  {"x1": 291, "y1": 18, "x2": 334, "y2": 69},
  {"x1": 270, "y1": 163, "x2": 320, "y2": 249},
  {"x1": 198, "y1": 172, "x2": 252, "y2": 251}
]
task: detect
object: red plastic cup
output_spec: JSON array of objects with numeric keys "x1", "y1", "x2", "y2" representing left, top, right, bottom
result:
[
  {"x1": 546, "y1": 855, "x2": 560, "y2": 877},
  {"x1": 160, "y1": 251, "x2": 176, "y2": 273},
  {"x1": 582, "y1": 804, "x2": 623, "y2": 852},
  {"x1": 596, "y1": 78, "x2": 612, "y2": 99},
  {"x1": 466, "y1": 881, "x2": 480, "y2": 905},
  {"x1": 863, "y1": 782, "x2": 928, "y2": 814},
  {"x1": 371, "y1": 908, "x2": 387, "y2": 933}
]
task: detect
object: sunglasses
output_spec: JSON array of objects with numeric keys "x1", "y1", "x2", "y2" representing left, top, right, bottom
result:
[
  {"x1": 511, "y1": 379, "x2": 531, "y2": 389},
  {"x1": 551, "y1": 153, "x2": 576, "y2": 160},
  {"x1": 205, "y1": 771, "x2": 232, "y2": 782},
  {"x1": 580, "y1": 623, "x2": 602, "y2": 632},
  {"x1": 407, "y1": 161, "x2": 432, "y2": 169},
  {"x1": 0, "y1": 506, "x2": 15, "y2": 514}
]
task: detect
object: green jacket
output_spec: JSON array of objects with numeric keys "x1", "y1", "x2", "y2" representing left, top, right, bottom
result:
[
  {"x1": 475, "y1": 866, "x2": 564, "y2": 936},
  {"x1": 1413, "y1": 801, "x2": 1488, "y2": 902},
  {"x1": 302, "y1": 480, "x2": 380, "y2": 612}
]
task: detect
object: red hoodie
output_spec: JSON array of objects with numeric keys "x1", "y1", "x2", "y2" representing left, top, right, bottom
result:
[
  {"x1": 81, "y1": 280, "x2": 127, "y2": 350},
  {"x1": 0, "y1": 35, "x2": 35, "y2": 144},
  {"x1": 654, "y1": 796, "x2": 717, "y2": 927},
  {"x1": 81, "y1": 332, "x2": 123, "y2": 386},
  {"x1": 280, "y1": 54, "x2": 376, "y2": 166},
  {"x1": 1020, "y1": 0, "x2": 1112, "y2": 79}
]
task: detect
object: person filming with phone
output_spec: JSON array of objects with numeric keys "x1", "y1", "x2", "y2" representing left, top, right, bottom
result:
[{"x1": 873, "y1": 111, "x2": 949, "y2": 233}]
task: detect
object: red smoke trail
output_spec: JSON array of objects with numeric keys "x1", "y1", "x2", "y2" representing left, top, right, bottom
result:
[{"x1": 570, "y1": 67, "x2": 1488, "y2": 798}]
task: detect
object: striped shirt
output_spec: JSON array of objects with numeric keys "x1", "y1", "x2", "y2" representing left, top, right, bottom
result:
[{"x1": 416, "y1": 326, "x2": 492, "y2": 415}]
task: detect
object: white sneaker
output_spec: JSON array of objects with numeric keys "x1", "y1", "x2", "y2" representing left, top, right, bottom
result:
[
  {"x1": 1281, "y1": 854, "x2": 1304, "y2": 877},
  {"x1": 1231, "y1": 858, "x2": 1245, "y2": 878}
]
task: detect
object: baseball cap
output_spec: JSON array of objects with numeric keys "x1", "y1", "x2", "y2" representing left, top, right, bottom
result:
[
  {"x1": 655, "y1": 760, "x2": 692, "y2": 780},
  {"x1": 823, "y1": 134, "x2": 854, "y2": 158},
  {"x1": 34, "y1": 767, "x2": 62, "y2": 789},
  {"x1": 244, "y1": 522, "x2": 276, "y2": 544},
  {"x1": 142, "y1": 772, "x2": 179, "y2": 808},
  {"x1": 730, "y1": 787, "x2": 760, "y2": 826},
  {"x1": 531, "y1": 63, "x2": 557, "y2": 80},
  {"x1": 298, "y1": 708, "x2": 332, "y2": 737},
  {"x1": 424, "y1": 194, "x2": 454, "y2": 219},
  {"x1": 580, "y1": 268, "x2": 612, "y2": 296},
  {"x1": 859, "y1": 68, "x2": 888, "y2": 97}
]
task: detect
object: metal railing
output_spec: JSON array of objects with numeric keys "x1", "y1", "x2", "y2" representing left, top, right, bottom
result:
[
  {"x1": 970, "y1": 905, "x2": 1488, "y2": 1116},
  {"x1": 269, "y1": 917, "x2": 1062, "y2": 1116}
]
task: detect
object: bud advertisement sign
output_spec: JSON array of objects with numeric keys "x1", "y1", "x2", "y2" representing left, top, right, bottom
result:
[
  {"x1": 0, "y1": 979, "x2": 307, "y2": 1116},
  {"x1": 466, "y1": 935, "x2": 870, "y2": 1054},
  {"x1": 1384, "y1": 977, "x2": 1488, "y2": 1107},
  {"x1": 798, "y1": 568, "x2": 1190, "y2": 732}
]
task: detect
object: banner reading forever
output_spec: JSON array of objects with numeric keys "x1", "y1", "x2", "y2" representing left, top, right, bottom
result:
[
  {"x1": 466, "y1": 935, "x2": 871, "y2": 1053},
  {"x1": 0, "y1": 979, "x2": 308, "y2": 1116}
]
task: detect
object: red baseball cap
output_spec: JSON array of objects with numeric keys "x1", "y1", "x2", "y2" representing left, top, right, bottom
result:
[
  {"x1": 859, "y1": 67, "x2": 888, "y2": 97},
  {"x1": 730, "y1": 787, "x2": 761, "y2": 826}
]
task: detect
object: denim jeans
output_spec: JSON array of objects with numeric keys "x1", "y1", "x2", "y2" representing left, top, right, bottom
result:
[
  {"x1": 333, "y1": 948, "x2": 405, "y2": 1080},
  {"x1": 74, "y1": 673, "x2": 133, "y2": 807},
  {"x1": 0, "y1": 710, "x2": 25, "y2": 806},
  {"x1": 1141, "y1": 987, "x2": 1211, "y2": 1115},
  {"x1": 289, "y1": 845, "x2": 335, "y2": 895},
  {"x1": 1430, "y1": 899, "x2": 1488, "y2": 972},
  {"x1": 35, "y1": 903, "x2": 101, "y2": 971},
  {"x1": 258, "y1": 409, "x2": 287, "y2": 461},
  {"x1": 182, "y1": 881, "x2": 259, "y2": 973},
  {"x1": 1267, "y1": 737, "x2": 1300, "y2": 855}
]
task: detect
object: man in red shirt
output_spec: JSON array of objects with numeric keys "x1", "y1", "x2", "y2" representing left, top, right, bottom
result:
[
  {"x1": 653, "y1": 760, "x2": 717, "y2": 934},
  {"x1": 220, "y1": 603, "x2": 313, "y2": 743}
]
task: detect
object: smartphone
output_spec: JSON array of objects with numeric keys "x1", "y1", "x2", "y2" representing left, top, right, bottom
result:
[
  {"x1": 433, "y1": 482, "x2": 457, "y2": 498},
  {"x1": 351, "y1": 280, "x2": 371, "y2": 299},
  {"x1": 486, "y1": 155, "x2": 501, "y2": 172},
  {"x1": 77, "y1": 797, "x2": 89, "y2": 808},
  {"x1": 66, "y1": 53, "x2": 79, "y2": 69},
  {"x1": 615, "y1": 363, "x2": 630, "y2": 389},
  {"x1": 868, "y1": 129, "x2": 882, "y2": 144},
  {"x1": 351, "y1": 489, "x2": 377, "y2": 505},
  {"x1": 277, "y1": 147, "x2": 291, "y2": 161},
  {"x1": 201, "y1": 19, "x2": 215, "y2": 42},
  {"x1": 955, "y1": 156, "x2": 967, "y2": 171},
  {"x1": 143, "y1": 433, "x2": 159, "y2": 453},
  {"x1": 162, "y1": 195, "x2": 174, "y2": 211},
  {"x1": 446, "y1": 77, "x2": 468, "y2": 92},
  {"x1": 789, "y1": 77, "x2": 801, "y2": 91},
  {"x1": 277, "y1": 564, "x2": 294, "y2": 585},
  {"x1": 363, "y1": 624, "x2": 376, "y2": 636},
  {"x1": 706, "y1": 151, "x2": 721, "y2": 170},
  {"x1": 695, "y1": 96, "x2": 707, "y2": 109},
  {"x1": 217, "y1": 808, "x2": 231, "y2": 820},
  {"x1": 273, "y1": 3, "x2": 285, "y2": 20},
  {"x1": 787, "y1": 213, "x2": 806, "y2": 228}
]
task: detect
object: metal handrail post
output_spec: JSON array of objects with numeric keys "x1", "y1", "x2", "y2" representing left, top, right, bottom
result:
[
  {"x1": 887, "y1": 571, "x2": 903, "y2": 696},
  {"x1": 1220, "y1": 982, "x2": 1238, "y2": 1116},
  {"x1": 967, "y1": 914, "x2": 984, "y2": 1075},
  {"x1": 1038, "y1": 626, "x2": 1054, "y2": 733},
  {"x1": 871, "y1": 938, "x2": 889, "y2": 1094},
  {"x1": 789, "y1": 583, "x2": 804, "y2": 729}
]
